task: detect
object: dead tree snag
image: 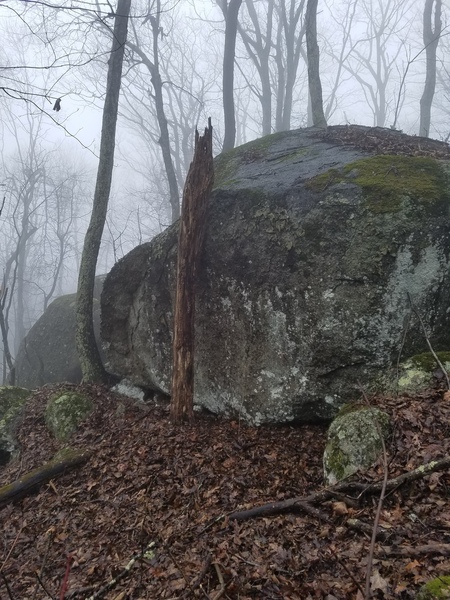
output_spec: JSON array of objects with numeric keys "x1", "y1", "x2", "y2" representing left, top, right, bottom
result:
[{"x1": 170, "y1": 119, "x2": 214, "y2": 424}]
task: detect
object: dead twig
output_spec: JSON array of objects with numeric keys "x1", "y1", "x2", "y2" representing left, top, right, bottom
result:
[
  {"x1": 211, "y1": 563, "x2": 226, "y2": 600},
  {"x1": 358, "y1": 382, "x2": 389, "y2": 600},
  {"x1": 0, "y1": 521, "x2": 24, "y2": 573},
  {"x1": 228, "y1": 456, "x2": 450, "y2": 521},
  {"x1": 328, "y1": 546, "x2": 365, "y2": 598},
  {"x1": 32, "y1": 532, "x2": 54, "y2": 600},
  {"x1": 35, "y1": 571, "x2": 54, "y2": 599},
  {"x1": 181, "y1": 553, "x2": 212, "y2": 599},
  {"x1": 346, "y1": 518, "x2": 389, "y2": 540},
  {"x1": 1, "y1": 572, "x2": 15, "y2": 600},
  {"x1": 167, "y1": 548, "x2": 193, "y2": 596}
]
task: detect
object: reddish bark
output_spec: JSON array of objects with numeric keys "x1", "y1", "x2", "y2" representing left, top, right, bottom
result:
[{"x1": 170, "y1": 120, "x2": 214, "y2": 424}]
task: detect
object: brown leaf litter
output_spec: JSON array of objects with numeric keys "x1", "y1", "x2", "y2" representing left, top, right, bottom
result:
[{"x1": 1, "y1": 383, "x2": 450, "y2": 599}]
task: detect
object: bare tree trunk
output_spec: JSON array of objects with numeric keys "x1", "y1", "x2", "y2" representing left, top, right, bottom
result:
[
  {"x1": 305, "y1": 0, "x2": 327, "y2": 128},
  {"x1": 419, "y1": 0, "x2": 442, "y2": 137},
  {"x1": 149, "y1": 2, "x2": 180, "y2": 222},
  {"x1": 126, "y1": 1, "x2": 180, "y2": 224},
  {"x1": 0, "y1": 291, "x2": 15, "y2": 385},
  {"x1": 221, "y1": 0, "x2": 243, "y2": 152},
  {"x1": 170, "y1": 120, "x2": 214, "y2": 425},
  {"x1": 76, "y1": 0, "x2": 131, "y2": 383}
]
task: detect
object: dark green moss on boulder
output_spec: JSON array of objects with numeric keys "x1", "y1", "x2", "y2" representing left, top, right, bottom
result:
[
  {"x1": 45, "y1": 392, "x2": 94, "y2": 441},
  {"x1": 324, "y1": 405, "x2": 391, "y2": 484},
  {"x1": 307, "y1": 155, "x2": 450, "y2": 214}
]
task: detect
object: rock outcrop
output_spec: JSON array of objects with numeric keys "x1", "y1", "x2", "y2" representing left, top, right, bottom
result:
[
  {"x1": 15, "y1": 276, "x2": 105, "y2": 388},
  {"x1": 101, "y1": 126, "x2": 450, "y2": 424},
  {"x1": 323, "y1": 404, "x2": 391, "y2": 484},
  {"x1": 0, "y1": 386, "x2": 32, "y2": 464}
]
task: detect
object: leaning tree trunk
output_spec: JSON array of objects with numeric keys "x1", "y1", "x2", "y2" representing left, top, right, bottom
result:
[
  {"x1": 305, "y1": 0, "x2": 327, "y2": 128},
  {"x1": 170, "y1": 120, "x2": 214, "y2": 425},
  {"x1": 419, "y1": 0, "x2": 442, "y2": 137},
  {"x1": 76, "y1": 0, "x2": 131, "y2": 383}
]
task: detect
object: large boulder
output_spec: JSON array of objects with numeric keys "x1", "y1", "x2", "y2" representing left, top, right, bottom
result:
[
  {"x1": 15, "y1": 276, "x2": 106, "y2": 388},
  {"x1": 0, "y1": 386, "x2": 32, "y2": 465},
  {"x1": 101, "y1": 126, "x2": 450, "y2": 424}
]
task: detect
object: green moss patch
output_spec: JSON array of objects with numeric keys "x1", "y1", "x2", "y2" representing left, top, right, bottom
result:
[
  {"x1": 45, "y1": 392, "x2": 94, "y2": 442},
  {"x1": 417, "y1": 575, "x2": 450, "y2": 599},
  {"x1": 409, "y1": 351, "x2": 450, "y2": 372},
  {"x1": 306, "y1": 155, "x2": 450, "y2": 213}
]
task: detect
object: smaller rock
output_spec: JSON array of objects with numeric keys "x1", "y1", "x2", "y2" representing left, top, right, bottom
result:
[
  {"x1": 112, "y1": 379, "x2": 147, "y2": 403},
  {"x1": 0, "y1": 386, "x2": 31, "y2": 464},
  {"x1": 416, "y1": 575, "x2": 450, "y2": 599},
  {"x1": 323, "y1": 404, "x2": 391, "y2": 485},
  {"x1": 45, "y1": 392, "x2": 94, "y2": 441},
  {"x1": 378, "y1": 351, "x2": 450, "y2": 395}
]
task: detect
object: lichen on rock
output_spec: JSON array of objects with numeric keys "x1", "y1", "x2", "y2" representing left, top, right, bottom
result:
[
  {"x1": 323, "y1": 404, "x2": 391, "y2": 485},
  {"x1": 0, "y1": 386, "x2": 31, "y2": 464},
  {"x1": 45, "y1": 392, "x2": 94, "y2": 441},
  {"x1": 379, "y1": 351, "x2": 450, "y2": 394},
  {"x1": 101, "y1": 126, "x2": 450, "y2": 425}
]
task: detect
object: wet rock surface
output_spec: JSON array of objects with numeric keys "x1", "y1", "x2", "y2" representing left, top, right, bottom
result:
[{"x1": 102, "y1": 126, "x2": 450, "y2": 424}]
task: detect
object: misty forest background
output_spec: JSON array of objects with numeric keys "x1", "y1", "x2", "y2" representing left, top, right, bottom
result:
[{"x1": 0, "y1": 0, "x2": 447, "y2": 383}]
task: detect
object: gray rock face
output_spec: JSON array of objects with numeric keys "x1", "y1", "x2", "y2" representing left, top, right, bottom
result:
[
  {"x1": 101, "y1": 127, "x2": 450, "y2": 424},
  {"x1": 15, "y1": 276, "x2": 105, "y2": 388},
  {"x1": 0, "y1": 386, "x2": 32, "y2": 464}
]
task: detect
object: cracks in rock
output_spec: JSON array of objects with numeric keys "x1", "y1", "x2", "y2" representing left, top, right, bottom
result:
[{"x1": 316, "y1": 361, "x2": 367, "y2": 378}]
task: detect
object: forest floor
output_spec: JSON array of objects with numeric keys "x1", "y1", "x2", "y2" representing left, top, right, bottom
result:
[{"x1": 1, "y1": 383, "x2": 450, "y2": 599}]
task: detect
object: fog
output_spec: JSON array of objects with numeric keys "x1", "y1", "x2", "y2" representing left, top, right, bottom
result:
[{"x1": 0, "y1": 0, "x2": 447, "y2": 380}]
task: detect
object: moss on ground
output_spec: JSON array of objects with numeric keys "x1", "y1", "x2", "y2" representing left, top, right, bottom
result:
[{"x1": 416, "y1": 575, "x2": 450, "y2": 599}]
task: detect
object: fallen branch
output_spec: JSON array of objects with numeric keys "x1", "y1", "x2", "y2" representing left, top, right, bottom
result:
[
  {"x1": 346, "y1": 518, "x2": 389, "y2": 541},
  {"x1": 0, "y1": 449, "x2": 91, "y2": 509},
  {"x1": 181, "y1": 553, "x2": 212, "y2": 599},
  {"x1": 228, "y1": 456, "x2": 450, "y2": 521},
  {"x1": 211, "y1": 563, "x2": 226, "y2": 600},
  {"x1": 229, "y1": 498, "x2": 327, "y2": 521}
]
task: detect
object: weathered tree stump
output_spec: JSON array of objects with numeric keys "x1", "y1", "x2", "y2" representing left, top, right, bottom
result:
[{"x1": 170, "y1": 119, "x2": 214, "y2": 424}]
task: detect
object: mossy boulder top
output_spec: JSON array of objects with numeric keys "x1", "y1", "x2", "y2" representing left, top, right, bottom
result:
[{"x1": 101, "y1": 126, "x2": 450, "y2": 425}]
